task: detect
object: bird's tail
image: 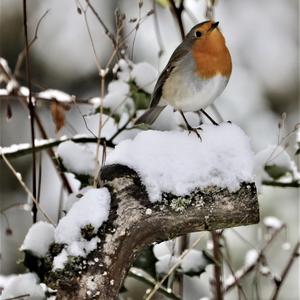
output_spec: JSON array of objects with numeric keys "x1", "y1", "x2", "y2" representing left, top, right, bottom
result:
[{"x1": 135, "y1": 106, "x2": 166, "y2": 125}]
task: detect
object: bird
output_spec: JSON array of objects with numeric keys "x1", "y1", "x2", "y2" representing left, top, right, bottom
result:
[{"x1": 135, "y1": 20, "x2": 232, "y2": 137}]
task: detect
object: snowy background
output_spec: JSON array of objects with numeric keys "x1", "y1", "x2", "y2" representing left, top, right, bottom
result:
[{"x1": 0, "y1": 0, "x2": 299, "y2": 299}]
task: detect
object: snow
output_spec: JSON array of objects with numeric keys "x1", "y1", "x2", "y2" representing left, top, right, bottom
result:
[
  {"x1": 263, "y1": 216, "x2": 283, "y2": 230},
  {"x1": 20, "y1": 221, "x2": 55, "y2": 257},
  {"x1": 180, "y1": 249, "x2": 208, "y2": 273},
  {"x1": 107, "y1": 123, "x2": 254, "y2": 202},
  {"x1": 131, "y1": 62, "x2": 158, "y2": 94},
  {"x1": 155, "y1": 254, "x2": 178, "y2": 275},
  {"x1": 103, "y1": 81, "x2": 134, "y2": 116},
  {"x1": 0, "y1": 273, "x2": 45, "y2": 300},
  {"x1": 153, "y1": 241, "x2": 208, "y2": 275},
  {"x1": 82, "y1": 113, "x2": 118, "y2": 140},
  {"x1": 64, "y1": 172, "x2": 81, "y2": 192},
  {"x1": 115, "y1": 58, "x2": 131, "y2": 82},
  {"x1": 53, "y1": 249, "x2": 68, "y2": 270},
  {"x1": 108, "y1": 80, "x2": 130, "y2": 95},
  {"x1": 57, "y1": 141, "x2": 97, "y2": 176},
  {"x1": 0, "y1": 138, "x2": 57, "y2": 155},
  {"x1": 0, "y1": 88, "x2": 8, "y2": 95},
  {"x1": 244, "y1": 249, "x2": 259, "y2": 267},
  {"x1": 112, "y1": 59, "x2": 157, "y2": 94},
  {"x1": 38, "y1": 89, "x2": 72, "y2": 102},
  {"x1": 254, "y1": 145, "x2": 298, "y2": 189},
  {"x1": 53, "y1": 188, "x2": 110, "y2": 270},
  {"x1": 63, "y1": 187, "x2": 92, "y2": 212}
]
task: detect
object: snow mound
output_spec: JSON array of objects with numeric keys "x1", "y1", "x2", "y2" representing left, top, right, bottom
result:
[
  {"x1": 0, "y1": 273, "x2": 44, "y2": 300},
  {"x1": 107, "y1": 123, "x2": 254, "y2": 202},
  {"x1": 20, "y1": 221, "x2": 55, "y2": 257},
  {"x1": 57, "y1": 141, "x2": 97, "y2": 176},
  {"x1": 53, "y1": 188, "x2": 110, "y2": 270}
]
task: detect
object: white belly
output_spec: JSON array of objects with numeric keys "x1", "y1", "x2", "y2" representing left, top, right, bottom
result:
[{"x1": 161, "y1": 59, "x2": 229, "y2": 112}]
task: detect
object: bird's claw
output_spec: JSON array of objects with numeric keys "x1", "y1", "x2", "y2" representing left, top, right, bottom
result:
[{"x1": 187, "y1": 126, "x2": 202, "y2": 140}]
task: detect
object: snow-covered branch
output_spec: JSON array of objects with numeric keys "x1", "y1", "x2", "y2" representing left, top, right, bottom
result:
[{"x1": 39, "y1": 164, "x2": 258, "y2": 299}]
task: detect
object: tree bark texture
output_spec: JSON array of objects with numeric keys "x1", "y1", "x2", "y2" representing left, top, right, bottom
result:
[{"x1": 46, "y1": 164, "x2": 259, "y2": 299}]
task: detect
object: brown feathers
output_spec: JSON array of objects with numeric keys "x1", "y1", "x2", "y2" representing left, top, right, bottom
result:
[{"x1": 192, "y1": 28, "x2": 232, "y2": 79}]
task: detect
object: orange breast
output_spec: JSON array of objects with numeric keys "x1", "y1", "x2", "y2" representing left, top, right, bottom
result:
[{"x1": 192, "y1": 30, "x2": 232, "y2": 79}]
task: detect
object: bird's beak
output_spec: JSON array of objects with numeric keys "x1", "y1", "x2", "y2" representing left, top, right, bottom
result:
[{"x1": 209, "y1": 21, "x2": 219, "y2": 32}]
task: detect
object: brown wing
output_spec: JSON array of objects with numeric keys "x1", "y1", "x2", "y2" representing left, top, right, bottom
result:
[{"x1": 150, "y1": 43, "x2": 190, "y2": 108}]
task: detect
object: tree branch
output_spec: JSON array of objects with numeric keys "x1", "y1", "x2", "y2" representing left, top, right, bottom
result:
[
  {"x1": 262, "y1": 180, "x2": 300, "y2": 188},
  {"x1": 23, "y1": 0, "x2": 37, "y2": 222},
  {"x1": 270, "y1": 241, "x2": 300, "y2": 300},
  {"x1": 43, "y1": 164, "x2": 259, "y2": 299},
  {"x1": 0, "y1": 136, "x2": 114, "y2": 160}
]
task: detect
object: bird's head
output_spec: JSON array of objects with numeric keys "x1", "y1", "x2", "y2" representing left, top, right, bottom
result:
[{"x1": 186, "y1": 20, "x2": 226, "y2": 53}]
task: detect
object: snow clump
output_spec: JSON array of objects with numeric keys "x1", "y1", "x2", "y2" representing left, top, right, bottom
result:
[
  {"x1": 20, "y1": 221, "x2": 55, "y2": 257},
  {"x1": 107, "y1": 123, "x2": 255, "y2": 202},
  {"x1": 53, "y1": 188, "x2": 110, "y2": 270}
]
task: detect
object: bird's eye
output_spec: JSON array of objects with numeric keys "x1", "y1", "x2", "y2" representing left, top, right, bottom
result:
[{"x1": 195, "y1": 31, "x2": 202, "y2": 38}]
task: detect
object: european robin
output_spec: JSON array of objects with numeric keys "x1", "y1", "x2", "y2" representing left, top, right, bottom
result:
[{"x1": 135, "y1": 20, "x2": 232, "y2": 137}]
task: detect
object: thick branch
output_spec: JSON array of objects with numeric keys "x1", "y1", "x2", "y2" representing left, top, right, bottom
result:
[{"x1": 45, "y1": 164, "x2": 259, "y2": 299}]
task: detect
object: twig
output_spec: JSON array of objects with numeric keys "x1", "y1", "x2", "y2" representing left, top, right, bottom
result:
[
  {"x1": 225, "y1": 225, "x2": 285, "y2": 293},
  {"x1": 1, "y1": 152, "x2": 54, "y2": 225},
  {"x1": 37, "y1": 152, "x2": 42, "y2": 204},
  {"x1": 2, "y1": 294, "x2": 30, "y2": 300},
  {"x1": 0, "y1": 94, "x2": 93, "y2": 104},
  {"x1": 270, "y1": 241, "x2": 300, "y2": 300},
  {"x1": 108, "y1": 114, "x2": 135, "y2": 142},
  {"x1": 1, "y1": 49, "x2": 73, "y2": 194},
  {"x1": 152, "y1": 0, "x2": 165, "y2": 58},
  {"x1": 14, "y1": 9, "x2": 50, "y2": 76},
  {"x1": 130, "y1": 1, "x2": 143, "y2": 60},
  {"x1": 23, "y1": 0, "x2": 37, "y2": 222},
  {"x1": 0, "y1": 136, "x2": 114, "y2": 160},
  {"x1": 144, "y1": 235, "x2": 203, "y2": 300},
  {"x1": 169, "y1": 0, "x2": 185, "y2": 40},
  {"x1": 128, "y1": 268, "x2": 180, "y2": 300},
  {"x1": 85, "y1": 0, "x2": 116, "y2": 46},
  {"x1": 211, "y1": 231, "x2": 224, "y2": 300},
  {"x1": 222, "y1": 237, "x2": 248, "y2": 300},
  {"x1": 262, "y1": 180, "x2": 300, "y2": 188}
]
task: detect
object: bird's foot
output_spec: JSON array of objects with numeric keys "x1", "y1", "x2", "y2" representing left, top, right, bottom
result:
[{"x1": 187, "y1": 125, "x2": 202, "y2": 140}]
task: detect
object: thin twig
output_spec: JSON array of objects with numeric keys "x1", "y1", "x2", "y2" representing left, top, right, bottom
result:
[
  {"x1": 0, "y1": 94, "x2": 93, "y2": 104},
  {"x1": 270, "y1": 241, "x2": 300, "y2": 300},
  {"x1": 108, "y1": 114, "x2": 135, "y2": 142},
  {"x1": 225, "y1": 225, "x2": 285, "y2": 293},
  {"x1": 2, "y1": 294, "x2": 30, "y2": 300},
  {"x1": 23, "y1": 0, "x2": 37, "y2": 223},
  {"x1": 169, "y1": 0, "x2": 185, "y2": 40},
  {"x1": 14, "y1": 9, "x2": 50, "y2": 76},
  {"x1": 144, "y1": 235, "x2": 203, "y2": 300},
  {"x1": 222, "y1": 237, "x2": 248, "y2": 300},
  {"x1": 152, "y1": 0, "x2": 165, "y2": 58},
  {"x1": 1, "y1": 50, "x2": 73, "y2": 194},
  {"x1": 85, "y1": 0, "x2": 116, "y2": 46},
  {"x1": 1, "y1": 152, "x2": 55, "y2": 225},
  {"x1": 128, "y1": 268, "x2": 180, "y2": 300},
  {"x1": 211, "y1": 231, "x2": 224, "y2": 299}
]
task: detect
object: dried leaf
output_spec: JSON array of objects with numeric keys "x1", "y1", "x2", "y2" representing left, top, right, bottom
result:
[{"x1": 50, "y1": 101, "x2": 69, "y2": 133}]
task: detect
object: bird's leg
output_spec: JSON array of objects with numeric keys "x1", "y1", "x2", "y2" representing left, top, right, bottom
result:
[
  {"x1": 200, "y1": 109, "x2": 219, "y2": 125},
  {"x1": 180, "y1": 111, "x2": 202, "y2": 139}
]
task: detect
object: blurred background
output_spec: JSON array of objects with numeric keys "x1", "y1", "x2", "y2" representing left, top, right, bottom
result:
[{"x1": 0, "y1": 0, "x2": 299, "y2": 299}]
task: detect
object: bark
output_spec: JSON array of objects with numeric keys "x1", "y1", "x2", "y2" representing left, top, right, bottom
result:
[{"x1": 46, "y1": 164, "x2": 259, "y2": 300}]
